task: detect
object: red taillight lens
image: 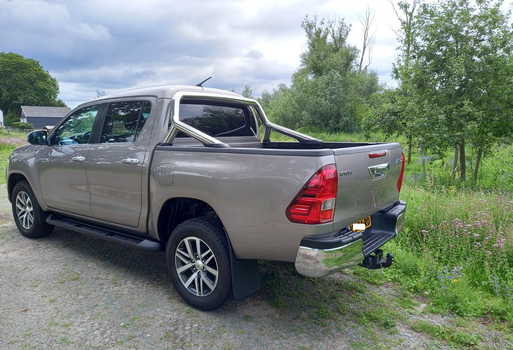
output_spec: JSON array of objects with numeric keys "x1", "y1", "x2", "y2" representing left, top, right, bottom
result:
[
  {"x1": 397, "y1": 153, "x2": 405, "y2": 193},
  {"x1": 286, "y1": 165, "x2": 338, "y2": 224}
]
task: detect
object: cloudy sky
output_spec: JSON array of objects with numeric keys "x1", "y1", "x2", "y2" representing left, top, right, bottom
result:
[{"x1": 1, "y1": 0, "x2": 411, "y2": 109}]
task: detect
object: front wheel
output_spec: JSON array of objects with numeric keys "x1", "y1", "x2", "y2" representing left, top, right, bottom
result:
[
  {"x1": 11, "y1": 181, "x2": 54, "y2": 238},
  {"x1": 166, "y1": 217, "x2": 232, "y2": 310}
]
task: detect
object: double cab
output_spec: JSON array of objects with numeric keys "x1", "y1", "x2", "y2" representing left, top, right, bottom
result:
[{"x1": 8, "y1": 85, "x2": 406, "y2": 310}]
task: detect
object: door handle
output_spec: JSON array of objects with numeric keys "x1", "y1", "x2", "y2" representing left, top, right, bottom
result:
[
  {"x1": 368, "y1": 163, "x2": 389, "y2": 180},
  {"x1": 72, "y1": 156, "x2": 86, "y2": 162},
  {"x1": 121, "y1": 158, "x2": 140, "y2": 165}
]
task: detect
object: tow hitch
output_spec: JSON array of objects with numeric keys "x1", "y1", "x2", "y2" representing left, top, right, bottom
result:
[{"x1": 359, "y1": 249, "x2": 394, "y2": 269}]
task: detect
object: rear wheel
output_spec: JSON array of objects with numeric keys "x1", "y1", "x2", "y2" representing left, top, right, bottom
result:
[
  {"x1": 167, "y1": 217, "x2": 232, "y2": 310},
  {"x1": 12, "y1": 181, "x2": 54, "y2": 238}
]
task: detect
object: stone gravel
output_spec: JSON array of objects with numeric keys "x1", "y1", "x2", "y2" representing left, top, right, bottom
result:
[{"x1": 0, "y1": 184, "x2": 357, "y2": 349}]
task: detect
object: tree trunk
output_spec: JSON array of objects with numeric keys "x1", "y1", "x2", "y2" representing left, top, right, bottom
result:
[
  {"x1": 407, "y1": 134, "x2": 412, "y2": 165},
  {"x1": 459, "y1": 141, "x2": 466, "y2": 180},
  {"x1": 452, "y1": 147, "x2": 458, "y2": 180},
  {"x1": 474, "y1": 148, "x2": 482, "y2": 183}
]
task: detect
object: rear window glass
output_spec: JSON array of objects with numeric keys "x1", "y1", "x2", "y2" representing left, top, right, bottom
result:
[
  {"x1": 100, "y1": 101, "x2": 151, "y2": 143},
  {"x1": 177, "y1": 103, "x2": 253, "y2": 137}
]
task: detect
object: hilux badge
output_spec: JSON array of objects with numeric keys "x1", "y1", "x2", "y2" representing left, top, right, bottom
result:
[{"x1": 339, "y1": 170, "x2": 353, "y2": 177}]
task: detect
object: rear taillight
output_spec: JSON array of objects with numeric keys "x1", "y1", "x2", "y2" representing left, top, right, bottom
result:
[
  {"x1": 397, "y1": 153, "x2": 405, "y2": 193},
  {"x1": 286, "y1": 165, "x2": 338, "y2": 224}
]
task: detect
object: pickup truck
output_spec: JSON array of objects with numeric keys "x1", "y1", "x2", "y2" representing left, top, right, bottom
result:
[{"x1": 7, "y1": 85, "x2": 406, "y2": 310}]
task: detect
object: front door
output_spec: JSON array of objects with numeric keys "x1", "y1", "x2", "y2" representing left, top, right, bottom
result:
[{"x1": 39, "y1": 104, "x2": 102, "y2": 216}]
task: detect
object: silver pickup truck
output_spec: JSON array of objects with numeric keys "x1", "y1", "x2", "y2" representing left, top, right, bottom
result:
[{"x1": 7, "y1": 85, "x2": 406, "y2": 310}]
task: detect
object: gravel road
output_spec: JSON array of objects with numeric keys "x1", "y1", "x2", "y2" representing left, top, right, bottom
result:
[
  {"x1": 0, "y1": 184, "x2": 359, "y2": 350},
  {"x1": 0, "y1": 183, "x2": 482, "y2": 350}
]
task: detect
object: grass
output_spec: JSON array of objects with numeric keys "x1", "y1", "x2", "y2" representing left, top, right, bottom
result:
[{"x1": 0, "y1": 130, "x2": 27, "y2": 184}]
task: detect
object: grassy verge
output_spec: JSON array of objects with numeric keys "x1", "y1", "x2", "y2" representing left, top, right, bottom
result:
[{"x1": 0, "y1": 130, "x2": 27, "y2": 184}]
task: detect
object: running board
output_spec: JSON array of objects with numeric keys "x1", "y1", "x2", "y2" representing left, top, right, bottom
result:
[{"x1": 46, "y1": 214, "x2": 164, "y2": 252}]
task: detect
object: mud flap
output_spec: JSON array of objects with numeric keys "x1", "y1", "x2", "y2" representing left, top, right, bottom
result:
[{"x1": 228, "y1": 244, "x2": 261, "y2": 300}]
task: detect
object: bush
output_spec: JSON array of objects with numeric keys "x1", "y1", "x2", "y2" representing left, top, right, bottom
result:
[{"x1": 12, "y1": 122, "x2": 34, "y2": 130}]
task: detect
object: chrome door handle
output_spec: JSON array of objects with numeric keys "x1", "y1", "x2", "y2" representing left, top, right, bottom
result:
[
  {"x1": 368, "y1": 163, "x2": 389, "y2": 180},
  {"x1": 72, "y1": 156, "x2": 86, "y2": 162},
  {"x1": 121, "y1": 158, "x2": 140, "y2": 165}
]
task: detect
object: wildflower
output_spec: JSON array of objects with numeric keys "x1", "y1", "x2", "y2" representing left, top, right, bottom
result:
[
  {"x1": 487, "y1": 251, "x2": 492, "y2": 255},
  {"x1": 473, "y1": 233, "x2": 480, "y2": 238}
]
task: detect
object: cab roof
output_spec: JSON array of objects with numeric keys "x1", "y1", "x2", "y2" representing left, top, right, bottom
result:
[{"x1": 92, "y1": 85, "x2": 243, "y2": 103}]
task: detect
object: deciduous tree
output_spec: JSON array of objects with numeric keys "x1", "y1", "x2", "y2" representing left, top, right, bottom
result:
[
  {"x1": 263, "y1": 16, "x2": 381, "y2": 133},
  {"x1": 0, "y1": 52, "x2": 65, "y2": 126}
]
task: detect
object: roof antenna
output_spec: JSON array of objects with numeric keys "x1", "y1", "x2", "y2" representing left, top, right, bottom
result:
[{"x1": 196, "y1": 76, "x2": 212, "y2": 87}]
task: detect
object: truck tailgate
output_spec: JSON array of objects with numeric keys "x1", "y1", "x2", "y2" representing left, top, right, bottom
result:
[{"x1": 332, "y1": 143, "x2": 403, "y2": 230}]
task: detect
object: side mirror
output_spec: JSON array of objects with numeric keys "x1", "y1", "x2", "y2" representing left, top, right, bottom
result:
[{"x1": 27, "y1": 130, "x2": 48, "y2": 145}]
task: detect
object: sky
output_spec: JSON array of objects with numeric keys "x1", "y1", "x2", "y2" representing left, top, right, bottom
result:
[{"x1": 2, "y1": 0, "x2": 410, "y2": 109}]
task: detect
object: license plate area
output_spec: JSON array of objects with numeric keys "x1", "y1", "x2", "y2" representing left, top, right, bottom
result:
[{"x1": 350, "y1": 216, "x2": 371, "y2": 232}]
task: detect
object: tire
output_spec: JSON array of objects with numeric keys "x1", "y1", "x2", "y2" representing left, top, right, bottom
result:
[
  {"x1": 12, "y1": 181, "x2": 54, "y2": 238},
  {"x1": 166, "y1": 217, "x2": 232, "y2": 310}
]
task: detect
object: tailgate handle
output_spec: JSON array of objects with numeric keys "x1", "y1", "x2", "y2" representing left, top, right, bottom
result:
[{"x1": 368, "y1": 163, "x2": 389, "y2": 180}]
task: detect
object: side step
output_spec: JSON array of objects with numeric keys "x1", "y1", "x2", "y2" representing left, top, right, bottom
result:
[{"x1": 46, "y1": 214, "x2": 164, "y2": 252}]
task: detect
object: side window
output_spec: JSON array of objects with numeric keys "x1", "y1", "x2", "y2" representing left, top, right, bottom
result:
[
  {"x1": 100, "y1": 101, "x2": 151, "y2": 143},
  {"x1": 177, "y1": 103, "x2": 252, "y2": 137},
  {"x1": 54, "y1": 105, "x2": 100, "y2": 145}
]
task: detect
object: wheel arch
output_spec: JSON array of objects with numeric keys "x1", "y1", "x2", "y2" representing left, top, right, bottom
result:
[
  {"x1": 157, "y1": 197, "x2": 228, "y2": 245},
  {"x1": 7, "y1": 173, "x2": 29, "y2": 203}
]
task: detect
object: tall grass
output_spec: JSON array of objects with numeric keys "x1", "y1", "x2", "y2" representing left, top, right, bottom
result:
[
  {"x1": 0, "y1": 132, "x2": 26, "y2": 184},
  {"x1": 387, "y1": 185, "x2": 513, "y2": 319},
  {"x1": 354, "y1": 142, "x2": 513, "y2": 321}
]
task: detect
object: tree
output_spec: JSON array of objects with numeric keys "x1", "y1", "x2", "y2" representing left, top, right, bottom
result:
[
  {"x1": 366, "y1": 1, "x2": 420, "y2": 164},
  {"x1": 0, "y1": 52, "x2": 65, "y2": 126},
  {"x1": 263, "y1": 16, "x2": 381, "y2": 133},
  {"x1": 380, "y1": 0, "x2": 513, "y2": 180},
  {"x1": 358, "y1": 6, "x2": 376, "y2": 73},
  {"x1": 241, "y1": 85, "x2": 253, "y2": 99}
]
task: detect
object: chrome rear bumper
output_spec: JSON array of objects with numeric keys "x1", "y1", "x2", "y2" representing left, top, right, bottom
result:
[{"x1": 295, "y1": 200, "x2": 406, "y2": 278}]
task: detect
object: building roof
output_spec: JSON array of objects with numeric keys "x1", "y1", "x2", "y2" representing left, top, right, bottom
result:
[{"x1": 20, "y1": 106, "x2": 71, "y2": 118}]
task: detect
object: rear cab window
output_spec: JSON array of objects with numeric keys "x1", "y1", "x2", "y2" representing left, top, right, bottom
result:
[{"x1": 171, "y1": 99, "x2": 258, "y2": 140}]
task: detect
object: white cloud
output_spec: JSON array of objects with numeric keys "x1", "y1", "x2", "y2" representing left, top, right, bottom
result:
[{"x1": 0, "y1": 0, "x2": 413, "y2": 108}]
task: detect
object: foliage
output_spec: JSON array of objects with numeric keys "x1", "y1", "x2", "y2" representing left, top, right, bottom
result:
[
  {"x1": 0, "y1": 52, "x2": 66, "y2": 126},
  {"x1": 370, "y1": 0, "x2": 513, "y2": 180},
  {"x1": 241, "y1": 85, "x2": 253, "y2": 99},
  {"x1": 11, "y1": 122, "x2": 34, "y2": 130},
  {"x1": 0, "y1": 133, "x2": 26, "y2": 184},
  {"x1": 261, "y1": 16, "x2": 381, "y2": 133}
]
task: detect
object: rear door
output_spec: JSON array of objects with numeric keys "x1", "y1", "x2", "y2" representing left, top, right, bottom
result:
[{"x1": 86, "y1": 99, "x2": 153, "y2": 228}]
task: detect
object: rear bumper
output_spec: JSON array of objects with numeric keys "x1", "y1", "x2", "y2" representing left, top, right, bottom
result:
[{"x1": 295, "y1": 200, "x2": 406, "y2": 277}]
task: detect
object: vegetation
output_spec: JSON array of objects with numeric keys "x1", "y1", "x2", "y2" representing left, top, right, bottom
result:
[
  {"x1": 0, "y1": 130, "x2": 26, "y2": 184},
  {"x1": 259, "y1": 16, "x2": 380, "y2": 133},
  {"x1": 367, "y1": 0, "x2": 513, "y2": 181},
  {"x1": 0, "y1": 52, "x2": 67, "y2": 126}
]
